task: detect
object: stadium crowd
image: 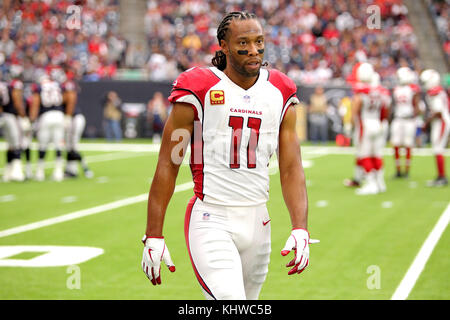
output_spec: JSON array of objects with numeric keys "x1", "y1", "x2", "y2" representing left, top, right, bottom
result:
[
  {"x1": 0, "y1": 0, "x2": 428, "y2": 86},
  {"x1": 0, "y1": 0, "x2": 125, "y2": 82},
  {"x1": 144, "y1": 0, "x2": 421, "y2": 86},
  {"x1": 427, "y1": 0, "x2": 450, "y2": 63},
  {"x1": 0, "y1": 1, "x2": 448, "y2": 188}
]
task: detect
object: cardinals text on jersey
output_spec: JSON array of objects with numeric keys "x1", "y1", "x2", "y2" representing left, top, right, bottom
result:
[{"x1": 168, "y1": 66, "x2": 299, "y2": 206}]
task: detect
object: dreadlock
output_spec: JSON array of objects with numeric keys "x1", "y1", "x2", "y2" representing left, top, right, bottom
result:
[{"x1": 211, "y1": 12, "x2": 258, "y2": 71}]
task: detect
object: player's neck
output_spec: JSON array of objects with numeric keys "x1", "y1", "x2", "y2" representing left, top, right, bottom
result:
[{"x1": 222, "y1": 68, "x2": 259, "y2": 91}]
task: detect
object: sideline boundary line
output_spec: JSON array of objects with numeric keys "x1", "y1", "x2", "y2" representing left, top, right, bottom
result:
[{"x1": 391, "y1": 202, "x2": 450, "y2": 300}]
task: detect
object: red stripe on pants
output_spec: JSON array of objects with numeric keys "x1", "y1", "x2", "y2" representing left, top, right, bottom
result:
[{"x1": 184, "y1": 196, "x2": 215, "y2": 299}]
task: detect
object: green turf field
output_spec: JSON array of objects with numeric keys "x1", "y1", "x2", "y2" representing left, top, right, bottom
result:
[{"x1": 0, "y1": 140, "x2": 449, "y2": 300}]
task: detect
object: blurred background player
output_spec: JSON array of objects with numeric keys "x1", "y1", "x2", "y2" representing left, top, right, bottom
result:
[
  {"x1": 371, "y1": 71, "x2": 392, "y2": 152},
  {"x1": 29, "y1": 74, "x2": 65, "y2": 182},
  {"x1": 420, "y1": 69, "x2": 449, "y2": 187},
  {"x1": 390, "y1": 67, "x2": 421, "y2": 178},
  {"x1": 0, "y1": 65, "x2": 30, "y2": 182},
  {"x1": 22, "y1": 84, "x2": 34, "y2": 180},
  {"x1": 343, "y1": 62, "x2": 365, "y2": 188},
  {"x1": 343, "y1": 63, "x2": 386, "y2": 188},
  {"x1": 56, "y1": 67, "x2": 93, "y2": 179},
  {"x1": 351, "y1": 62, "x2": 386, "y2": 195}
]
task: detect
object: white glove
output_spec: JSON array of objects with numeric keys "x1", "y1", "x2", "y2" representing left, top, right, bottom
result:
[
  {"x1": 18, "y1": 116, "x2": 31, "y2": 132},
  {"x1": 31, "y1": 120, "x2": 39, "y2": 134},
  {"x1": 64, "y1": 115, "x2": 73, "y2": 130},
  {"x1": 141, "y1": 235, "x2": 176, "y2": 285},
  {"x1": 281, "y1": 228, "x2": 310, "y2": 275}
]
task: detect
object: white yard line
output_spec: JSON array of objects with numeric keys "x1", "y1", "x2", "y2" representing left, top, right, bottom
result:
[
  {"x1": 391, "y1": 202, "x2": 450, "y2": 300},
  {"x1": 0, "y1": 156, "x2": 284, "y2": 238},
  {"x1": 0, "y1": 141, "x2": 448, "y2": 156},
  {"x1": 0, "y1": 181, "x2": 194, "y2": 239}
]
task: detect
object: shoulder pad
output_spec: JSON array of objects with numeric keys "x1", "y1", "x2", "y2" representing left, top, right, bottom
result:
[
  {"x1": 352, "y1": 83, "x2": 370, "y2": 94},
  {"x1": 267, "y1": 69, "x2": 298, "y2": 105},
  {"x1": 409, "y1": 83, "x2": 420, "y2": 93},
  {"x1": 427, "y1": 86, "x2": 443, "y2": 96},
  {"x1": 169, "y1": 67, "x2": 220, "y2": 106},
  {"x1": 10, "y1": 80, "x2": 23, "y2": 90}
]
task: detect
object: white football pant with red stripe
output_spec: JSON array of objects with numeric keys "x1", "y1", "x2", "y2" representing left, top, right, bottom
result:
[{"x1": 185, "y1": 196, "x2": 271, "y2": 300}]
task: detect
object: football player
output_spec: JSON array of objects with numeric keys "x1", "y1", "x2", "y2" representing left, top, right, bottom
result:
[
  {"x1": 390, "y1": 67, "x2": 421, "y2": 178},
  {"x1": 0, "y1": 66, "x2": 30, "y2": 182},
  {"x1": 351, "y1": 62, "x2": 386, "y2": 195},
  {"x1": 343, "y1": 63, "x2": 365, "y2": 188},
  {"x1": 55, "y1": 68, "x2": 93, "y2": 179},
  {"x1": 29, "y1": 73, "x2": 65, "y2": 181},
  {"x1": 420, "y1": 69, "x2": 449, "y2": 186},
  {"x1": 22, "y1": 85, "x2": 35, "y2": 180},
  {"x1": 372, "y1": 71, "x2": 392, "y2": 186},
  {"x1": 141, "y1": 12, "x2": 311, "y2": 300}
]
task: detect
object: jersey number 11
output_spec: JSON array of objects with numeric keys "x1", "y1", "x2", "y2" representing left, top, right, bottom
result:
[{"x1": 228, "y1": 116, "x2": 262, "y2": 169}]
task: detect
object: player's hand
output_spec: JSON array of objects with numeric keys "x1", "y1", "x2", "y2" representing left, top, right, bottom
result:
[
  {"x1": 30, "y1": 120, "x2": 38, "y2": 134},
  {"x1": 281, "y1": 228, "x2": 310, "y2": 275},
  {"x1": 18, "y1": 116, "x2": 31, "y2": 132},
  {"x1": 64, "y1": 115, "x2": 72, "y2": 130},
  {"x1": 141, "y1": 235, "x2": 176, "y2": 285}
]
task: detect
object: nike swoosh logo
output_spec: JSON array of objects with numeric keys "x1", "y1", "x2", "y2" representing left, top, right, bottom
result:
[{"x1": 263, "y1": 219, "x2": 271, "y2": 226}]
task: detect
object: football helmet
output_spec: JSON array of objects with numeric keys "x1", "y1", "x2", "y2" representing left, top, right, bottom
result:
[
  {"x1": 420, "y1": 69, "x2": 440, "y2": 91},
  {"x1": 396, "y1": 67, "x2": 414, "y2": 85},
  {"x1": 356, "y1": 62, "x2": 374, "y2": 83},
  {"x1": 50, "y1": 68, "x2": 67, "y2": 84}
]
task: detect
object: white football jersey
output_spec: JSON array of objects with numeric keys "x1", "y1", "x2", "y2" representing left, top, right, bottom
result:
[
  {"x1": 169, "y1": 66, "x2": 299, "y2": 206},
  {"x1": 33, "y1": 80, "x2": 64, "y2": 114},
  {"x1": 425, "y1": 86, "x2": 450, "y2": 125},
  {"x1": 393, "y1": 84, "x2": 419, "y2": 118},
  {"x1": 0, "y1": 81, "x2": 10, "y2": 106},
  {"x1": 359, "y1": 88, "x2": 383, "y2": 122}
]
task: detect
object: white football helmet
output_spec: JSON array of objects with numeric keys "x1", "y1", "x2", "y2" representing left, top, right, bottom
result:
[
  {"x1": 396, "y1": 67, "x2": 414, "y2": 85},
  {"x1": 420, "y1": 69, "x2": 440, "y2": 91},
  {"x1": 356, "y1": 62, "x2": 374, "y2": 83}
]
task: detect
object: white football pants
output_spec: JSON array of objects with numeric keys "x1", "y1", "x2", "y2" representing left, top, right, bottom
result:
[
  {"x1": 431, "y1": 119, "x2": 450, "y2": 155},
  {"x1": 390, "y1": 118, "x2": 416, "y2": 148},
  {"x1": 37, "y1": 110, "x2": 65, "y2": 150},
  {"x1": 185, "y1": 196, "x2": 271, "y2": 300},
  {"x1": 2, "y1": 112, "x2": 22, "y2": 149},
  {"x1": 65, "y1": 114, "x2": 86, "y2": 151},
  {"x1": 354, "y1": 119, "x2": 384, "y2": 158}
]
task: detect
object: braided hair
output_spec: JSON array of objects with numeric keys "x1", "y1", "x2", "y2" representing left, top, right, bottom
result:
[{"x1": 211, "y1": 12, "x2": 258, "y2": 71}]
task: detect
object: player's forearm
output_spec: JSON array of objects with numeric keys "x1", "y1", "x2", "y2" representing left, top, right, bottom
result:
[
  {"x1": 280, "y1": 165, "x2": 308, "y2": 229},
  {"x1": 145, "y1": 162, "x2": 180, "y2": 237},
  {"x1": 64, "y1": 91, "x2": 77, "y2": 116},
  {"x1": 29, "y1": 97, "x2": 40, "y2": 121},
  {"x1": 12, "y1": 90, "x2": 25, "y2": 117}
]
